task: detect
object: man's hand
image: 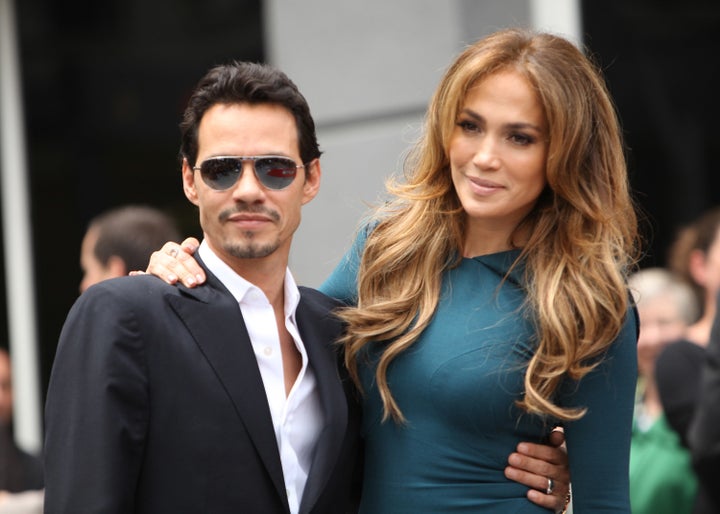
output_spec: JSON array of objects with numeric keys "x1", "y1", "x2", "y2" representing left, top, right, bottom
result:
[
  {"x1": 504, "y1": 428, "x2": 571, "y2": 512},
  {"x1": 131, "y1": 237, "x2": 206, "y2": 287}
]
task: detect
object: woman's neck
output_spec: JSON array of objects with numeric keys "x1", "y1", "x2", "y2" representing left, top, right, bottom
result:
[
  {"x1": 463, "y1": 223, "x2": 526, "y2": 258},
  {"x1": 686, "y1": 292, "x2": 716, "y2": 346}
]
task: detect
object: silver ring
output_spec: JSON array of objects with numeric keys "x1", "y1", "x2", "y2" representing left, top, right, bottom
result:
[
  {"x1": 546, "y1": 477, "x2": 555, "y2": 495},
  {"x1": 168, "y1": 247, "x2": 179, "y2": 258}
]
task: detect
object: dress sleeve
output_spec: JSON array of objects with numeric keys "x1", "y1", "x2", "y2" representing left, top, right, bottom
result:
[
  {"x1": 319, "y1": 226, "x2": 369, "y2": 306},
  {"x1": 558, "y1": 305, "x2": 639, "y2": 512},
  {"x1": 44, "y1": 283, "x2": 149, "y2": 513}
]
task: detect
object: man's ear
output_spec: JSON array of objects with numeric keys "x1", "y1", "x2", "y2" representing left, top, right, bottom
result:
[
  {"x1": 106, "y1": 255, "x2": 127, "y2": 279},
  {"x1": 182, "y1": 158, "x2": 199, "y2": 206},
  {"x1": 301, "y1": 158, "x2": 321, "y2": 205}
]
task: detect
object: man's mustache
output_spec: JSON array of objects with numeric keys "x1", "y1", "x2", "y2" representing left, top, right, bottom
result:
[{"x1": 218, "y1": 203, "x2": 280, "y2": 223}]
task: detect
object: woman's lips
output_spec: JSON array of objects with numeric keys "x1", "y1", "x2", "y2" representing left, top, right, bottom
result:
[{"x1": 468, "y1": 176, "x2": 504, "y2": 195}]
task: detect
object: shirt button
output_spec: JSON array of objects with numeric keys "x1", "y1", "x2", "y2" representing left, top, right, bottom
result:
[{"x1": 263, "y1": 346, "x2": 273, "y2": 356}]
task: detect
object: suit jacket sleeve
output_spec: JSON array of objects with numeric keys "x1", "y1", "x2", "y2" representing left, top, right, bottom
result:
[{"x1": 44, "y1": 281, "x2": 149, "y2": 513}]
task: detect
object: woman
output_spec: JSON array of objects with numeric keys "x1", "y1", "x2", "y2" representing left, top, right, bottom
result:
[
  {"x1": 627, "y1": 268, "x2": 698, "y2": 514},
  {"x1": 145, "y1": 28, "x2": 638, "y2": 512}
]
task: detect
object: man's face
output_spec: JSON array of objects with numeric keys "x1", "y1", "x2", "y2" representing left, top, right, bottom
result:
[
  {"x1": 0, "y1": 351, "x2": 12, "y2": 427},
  {"x1": 79, "y1": 227, "x2": 121, "y2": 293},
  {"x1": 182, "y1": 103, "x2": 320, "y2": 270}
]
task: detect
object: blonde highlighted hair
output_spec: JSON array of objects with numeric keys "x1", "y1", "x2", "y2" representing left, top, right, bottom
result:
[{"x1": 339, "y1": 28, "x2": 639, "y2": 423}]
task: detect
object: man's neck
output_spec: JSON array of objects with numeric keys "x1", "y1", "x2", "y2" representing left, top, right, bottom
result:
[
  {"x1": 233, "y1": 261, "x2": 287, "y2": 308},
  {"x1": 202, "y1": 239, "x2": 289, "y2": 310}
]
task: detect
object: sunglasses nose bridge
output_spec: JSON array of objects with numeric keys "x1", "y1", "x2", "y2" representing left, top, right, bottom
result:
[{"x1": 231, "y1": 158, "x2": 265, "y2": 195}]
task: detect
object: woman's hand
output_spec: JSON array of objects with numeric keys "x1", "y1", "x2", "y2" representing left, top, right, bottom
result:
[
  {"x1": 504, "y1": 428, "x2": 571, "y2": 513},
  {"x1": 130, "y1": 237, "x2": 206, "y2": 287}
]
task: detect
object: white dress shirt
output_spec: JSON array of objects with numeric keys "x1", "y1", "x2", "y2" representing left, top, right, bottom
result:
[{"x1": 199, "y1": 241, "x2": 324, "y2": 514}]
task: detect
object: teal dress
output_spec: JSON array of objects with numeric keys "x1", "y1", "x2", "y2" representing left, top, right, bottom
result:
[{"x1": 320, "y1": 229, "x2": 638, "y2": 513}]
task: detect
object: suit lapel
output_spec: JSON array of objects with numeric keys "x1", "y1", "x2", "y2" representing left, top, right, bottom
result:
[
  {"x1": 165, "y1": 264, "x2": 289, "y2": 511},
  {"x1": 296, "y1": 292, "x2": 348, "y2": 514}
]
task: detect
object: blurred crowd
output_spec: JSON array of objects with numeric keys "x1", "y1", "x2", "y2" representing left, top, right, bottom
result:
[{"x1": 629, "y1": 206, "x2": 720, "y2": 514}]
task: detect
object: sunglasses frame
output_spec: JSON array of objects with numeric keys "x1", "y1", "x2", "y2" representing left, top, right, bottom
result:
[{"x1": 192, "y1": 155, "x2": 307, "y2": 191}]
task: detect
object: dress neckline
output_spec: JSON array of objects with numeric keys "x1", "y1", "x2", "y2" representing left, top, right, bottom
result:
[
  {"x1": 461, "y1": 248, "x2": 524, "y2": 287},
  {"x1": 464, "y1": 248, "x2": 522, "y2": 262}
]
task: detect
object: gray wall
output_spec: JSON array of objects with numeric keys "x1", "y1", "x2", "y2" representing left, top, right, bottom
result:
[{"x1": 265, "y1": 0, "x2": 578, "y2": 286}]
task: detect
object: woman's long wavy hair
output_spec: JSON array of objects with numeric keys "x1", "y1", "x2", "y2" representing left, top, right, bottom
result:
[{"x1": 338, "y1": 28, "x2": 640, "y2": 423}]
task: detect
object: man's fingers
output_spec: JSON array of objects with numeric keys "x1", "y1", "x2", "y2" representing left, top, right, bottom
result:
[
  {"x1": 506, "y1": 437, "x2": 571, "y2": 513},
  {"x1": 548, "y1": 427, "x2": 566, "y2": 447},
  {"x1": 527, "y1": 486, "x2": 571, "y2": 513},
  {"x1": 146, "y1": 240, "x2": 205, "y2": 287},
  {"x1": 508, "y1": 451, "x2": 556, "y2": 479},
  {"x1": 504, "y1": 464, "x2": 570, "y2": 512},
  {"x1": 514, "y1": 442, "x2": 570, "y2": 485},
  {"x1": 516, "y1": 441, "x2": 566, "y2": 465},
  {"x1": 180, "y1": 237, "x2": 200, "y2": 253}
]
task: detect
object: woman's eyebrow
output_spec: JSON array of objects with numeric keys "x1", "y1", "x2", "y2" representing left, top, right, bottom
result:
[{"x1": 460, "y1": 108, "x2": 543, "y2": 132}]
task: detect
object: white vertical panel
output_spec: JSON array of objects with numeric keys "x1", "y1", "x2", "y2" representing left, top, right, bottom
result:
[
  {"x1": 0, "y1": 0, "x2": 42, "y2": 453},
  {"x1": 264, "y1": 1, "x2": 545, "y2": 286},
  {"x1": 529, "y1": 0, "x2": 582, "y2": 47}
]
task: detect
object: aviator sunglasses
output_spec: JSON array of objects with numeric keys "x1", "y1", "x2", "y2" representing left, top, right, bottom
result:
[{"x1": 193, "y1": 155, "x2": 307, "y2": 191}]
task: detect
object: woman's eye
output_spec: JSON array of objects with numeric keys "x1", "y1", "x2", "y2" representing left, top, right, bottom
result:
[
  {"x1": 509, "y1": 133, "x2": 534, "y2": 146},
  {"x1": 457, "y1": 120, "x2": 480, "y2": 132}
]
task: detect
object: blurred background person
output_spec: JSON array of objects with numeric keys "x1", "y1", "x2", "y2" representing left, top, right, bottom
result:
[
  {"x1": 628, "y1": 267, "x2": 699, "y2": 514},
  {"x1": 687, "y1": 290, "x2": 720, "y2": 513},
  {"x1": 0, "y1": 348, "x2": 42, "y2": 492},
  {"x1": 0, "y1": 348, "x2": 42, "y2": 513},
  {"x1": 656, "y1": 206, "x2": 720, "y2": 514},
  {"x1": 657, "y1": 207, "x2": 720, "y2": 442},
  {"x1": 80, "y1": 205, "x2": 181, "y2": 293}
]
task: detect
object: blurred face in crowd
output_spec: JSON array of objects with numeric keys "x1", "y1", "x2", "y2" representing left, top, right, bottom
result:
[
  {"x1": 79, "y1": 226, "x2": 125, "y2": 293},
  {"x1": 636, "y1": 293, "x2": 688, "y2": 377},
  {"x1": 0, "y1": 350, "x2": 13, "y2": 427},
  {"x1": 690, "y1": 226, "x2": 720, "y2": 301},
  {"x1": 80, "y1": 227, "x2": 111, "y2": 293}
]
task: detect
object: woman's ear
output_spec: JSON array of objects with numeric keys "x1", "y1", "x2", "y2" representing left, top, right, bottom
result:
[{"x1": 688, "y1": 248, "x2": 707, "y2": 287}]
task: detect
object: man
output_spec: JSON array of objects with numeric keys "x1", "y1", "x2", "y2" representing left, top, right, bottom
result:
[
  {"x1": 45, "y1": 62, "x2": 361, "y2": 514},
  {"x1": 79, "y1": 204, "x2": 181, "y2": 293},
  {"x1": 45, "y1": 61, "x2": 569, "y2": 513}
]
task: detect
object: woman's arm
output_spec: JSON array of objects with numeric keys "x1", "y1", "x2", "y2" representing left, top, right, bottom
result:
[{"x1": 559, "y1": 306, "x2": 639, "y2": 512}]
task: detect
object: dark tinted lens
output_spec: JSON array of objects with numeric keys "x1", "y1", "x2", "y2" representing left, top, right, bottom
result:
[
  {"x1": 255, "y1": 157, "x2": 298, "y2": 189},
  {"x1": 199, "y1": 158, "x2": 242, "y2": 190}
]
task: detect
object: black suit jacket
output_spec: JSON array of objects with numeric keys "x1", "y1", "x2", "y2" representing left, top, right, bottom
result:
[{"x1": 44, "y1": 263, "x2": 361, "y2": 514}]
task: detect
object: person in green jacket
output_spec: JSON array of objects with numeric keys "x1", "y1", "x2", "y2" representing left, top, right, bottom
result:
[{"x1": 628, "y1": 268, "x2": 699, "y2": 514}]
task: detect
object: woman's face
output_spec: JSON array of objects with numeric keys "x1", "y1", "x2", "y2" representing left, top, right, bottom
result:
[
  {"x1": 692, "y1": 226, "x2": 720, "y2": 300},
  {"x1": 449, "y1": 70, "x2": 548, "y2": 250}
]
